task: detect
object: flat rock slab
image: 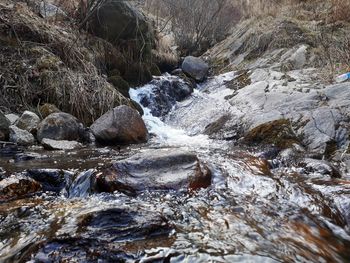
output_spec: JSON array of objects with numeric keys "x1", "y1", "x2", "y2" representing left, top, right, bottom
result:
[
  {"x1": 41, "y1": 138, "x2": 83, "y2": 150},
  {"x1": 96, "y1": 148, "x2": 212, "y2": 195}
]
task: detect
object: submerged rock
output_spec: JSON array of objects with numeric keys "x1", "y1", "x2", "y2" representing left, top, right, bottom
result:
[
  {"x1": 15, "y1": 111, "x2": 41, "y2": 134},
  {"x1": 41, "y1": 138, "x2": 83, "y2": 150},
  {"x1": 182, "y1": 56, "x2": 209, "y2": 82},
  {"x1": 0, "y1": 112, "x2": 10, "y2": 141},
  {"x1": 9, "y1": 125, "x2": 35, "y2": 146},
  {"x1": 0, "y1": 175, "x2": 41, "y2": 201},
  {"x1": 26, "y1": 207, "x2": 173, "y2": 262},
  {"x1": 96, "y1": 148, "x2": 212, "y2": 195},
  {"x1": 37, "y1": 112, "x2": 83, "y2": 142},
  {"x1": 90, "y1": 106, "x2": 148, "y2": 145}
]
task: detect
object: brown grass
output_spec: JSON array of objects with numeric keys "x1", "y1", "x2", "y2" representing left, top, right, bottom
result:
[{"x1": 0, "y1": 1, "x2": 131, "y2": 124}]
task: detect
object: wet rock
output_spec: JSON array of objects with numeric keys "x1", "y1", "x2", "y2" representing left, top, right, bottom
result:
[
  {"x1": 0, "y1": 175, "x2": 41, "y2": 201},
  {"x1": 5, "y1": 114, "x2": 19, "y2": 125},
  {"x1": 15, "y1": 111, "x2": 41, "y2": 134},
  {"x1": 182, "y1": 56, "x2": 209, "y2": 82},
  {"x1": 41, "y1": 138, "x2": 83, "y2": 150},
  {"x1": 243, "y1": 119, "x2": 301, "y2": 149},
  {"x1": 96, "y1": 149, "x2": 212, "y2": 195},
  {"x1": 0, "y1": 141, "x2": 22, "y2": 157},
  {"x1": 26, "y1": 169, "x2": 70, "y2": 193},
  {"x1": 26, "y1": 207, "x2": 173, "y2": 262},
  {"x1": 299, "y1": 158, "x2": 342, "y2": 178},
  {"x1": 90, "y1": 106, "x2": 148, "y2": 145},
  {"x1": 14, "y1": 152, "x2": 46, "y2": 162},
  {"x1": 136, "y1": 76, "x2": 194, "y2": 117},
  {"x1": 39, "y1": 103, "x2": 60, "y2": 118},
  {"x1": 0, "y1": 112, "x2": 10, "y2": 141},
  {"x1": 9, "y1": 125, "x2": 35, "y2": 146},
  {"x1": 37, "y1": 112, "x2": 83, "y2": 142}
]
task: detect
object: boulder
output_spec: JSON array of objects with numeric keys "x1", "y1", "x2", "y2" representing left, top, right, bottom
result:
[
  {"x1": 0, "y1": 175, "x2": 41, "y2": 201},
  {"x1": 90, "y1": 106, "x2": 148, "y2": 145},
  {"x1": 9, "y1": 125, "x2": 35, "y2": 146},
  {"x1": 299, "y1": 158, "x2": 342, "y2": 178},
  {"x1": 5, "y1": 114, "x2": 19, "y2": 125},
  {"x1": 0, "y1": 112, "x2": 10, "y2": 141},
  {"x1": 89, "y1": 1, "x2": 153, "y2": 45},
  {"x1": 15, "y1": 111, "x2": 41, "y2": 134},
  {"x1": 37, "y1": 112, "x2": 83, "y2": 142},
  {"x1": 41, "y1": 138, "x2": 83, "y2": 150},
  {"x1": 181, "y1": 56, "x2": 209, "y2": 82},
  {"x1": 96, "y1": 148, "x2": 212, "y2": 195}
]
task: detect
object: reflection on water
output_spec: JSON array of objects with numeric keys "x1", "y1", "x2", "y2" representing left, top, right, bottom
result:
[{"x1": 0, "y1": 74, "x2": 349, "y2": 262}]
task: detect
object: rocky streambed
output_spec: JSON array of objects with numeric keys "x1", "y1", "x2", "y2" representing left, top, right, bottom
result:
[{"x1": 0, "y1": 72, "x2": 350, "y2": 262}]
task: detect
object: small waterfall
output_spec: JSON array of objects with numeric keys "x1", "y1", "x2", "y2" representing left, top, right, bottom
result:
[
  {"x1": 68, "y1": 169, "x2": 95, "y2": 198},
  {"x1": 130, "y1": 75, "x2": 210, "y2": 148}
]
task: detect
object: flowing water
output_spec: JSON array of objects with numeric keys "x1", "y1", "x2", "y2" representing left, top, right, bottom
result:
[{"x1": 0, "y1": 73, "x2": 350, "y2": 262}]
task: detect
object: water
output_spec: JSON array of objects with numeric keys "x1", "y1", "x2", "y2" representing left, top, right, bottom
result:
[{"x1": 0, "y1": 73, "x2": 350, "y2": 262}]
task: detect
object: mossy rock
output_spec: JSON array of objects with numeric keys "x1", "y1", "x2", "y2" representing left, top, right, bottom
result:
[
  {"x1": 123, "y1": 63, "x2": 153, "y2": 86},
  {"x1": 108, "y1": 76, "x2": 130, "y2": 98},
  {"x1": 243, "y1": 119, "x2": 301, "y2": 149},
  {"x1": 39, "y1": 103, "x2": 60, "y2": 118}
]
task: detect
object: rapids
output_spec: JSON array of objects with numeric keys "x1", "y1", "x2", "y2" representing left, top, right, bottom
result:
[{"x1": 0, "y1": 73, "x2": 350, "y2": 262}]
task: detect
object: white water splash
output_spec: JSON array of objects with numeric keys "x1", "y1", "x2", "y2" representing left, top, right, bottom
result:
[{"x1": 130, "y1": 78, "x2": 210, "y2": 148}]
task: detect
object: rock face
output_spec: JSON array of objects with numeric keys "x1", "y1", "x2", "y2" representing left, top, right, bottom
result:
[
  {"x1": 134, "y1": 75, "x2": 194, "y2": 117},
  {"x1": 9, "y1": 125, "x2": 35, "y2": 146},
  {"x1": 90, "y1": 106, "x2": 148, "y2": 145},
  {"x1": 96, "y1": 149, "x2": 212, "y2": 195},
  {"x1": 90, "y1": 0, "x2": 153, "y2": 45},
  {"x1": 0, "y1": 113, "x2": 10, "y2": 141},
  {"x1": 41, "y1": 138, "x2": 83, "y2": 150},
  {"x1": 0, "y1": 175, "x2": 41, "y2": 201},
  {"x1": 15, "y1": 111, "x2": 41, "y2": 134},
  {"x1": 182, "y1": 56, "x2": 209, "y2": 82},
  {"x1": 37, "y1": 112, "x2": 82, "y2": 142}
]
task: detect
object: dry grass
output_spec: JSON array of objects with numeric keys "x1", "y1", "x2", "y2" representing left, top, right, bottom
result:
[{"x1": 0, "y1": 1, "x2": 131, "y2": 124}]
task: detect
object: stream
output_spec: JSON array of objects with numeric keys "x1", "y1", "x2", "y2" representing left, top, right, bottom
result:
[{"x1": 0, "y1": 73, "x2": 350, "y2": 262}]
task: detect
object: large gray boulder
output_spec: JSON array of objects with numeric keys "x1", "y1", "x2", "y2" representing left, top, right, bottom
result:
[
  {"x1": 9, "y1": 125, "x2": 35, "y2": 146},
  {"x1": 0, "y1": 113, "x2": 10, "y2": 141},
  {"x1": 182, "y1": 56, "x2": 209, "y2": 82},
  {"x1": 96, "y1": 148, "x2": 212, "y2": 195},
  {"x1": 15, "y1": 111, "x2": 41, "y2": 134},
  {"x1": 37, "y1": 112, "x2": 83, "y2": 142},
  {"x1": 90, "y1": 105, "x2": 148, "y2": 145},
  {"x1": 90, "y1": 0, "x2": 153, "y2": 45}
]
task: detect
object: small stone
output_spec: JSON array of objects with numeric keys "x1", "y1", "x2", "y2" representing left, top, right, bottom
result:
[
  {"x1": 9, "y1": 125, "x2": 35, "y2": 146},
  {"x1": 15, "y1": 111, "x2": 41, "y2": 134},
  {"x1": 5, "y1": 114, "x2": 19, "y2": 125}
]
